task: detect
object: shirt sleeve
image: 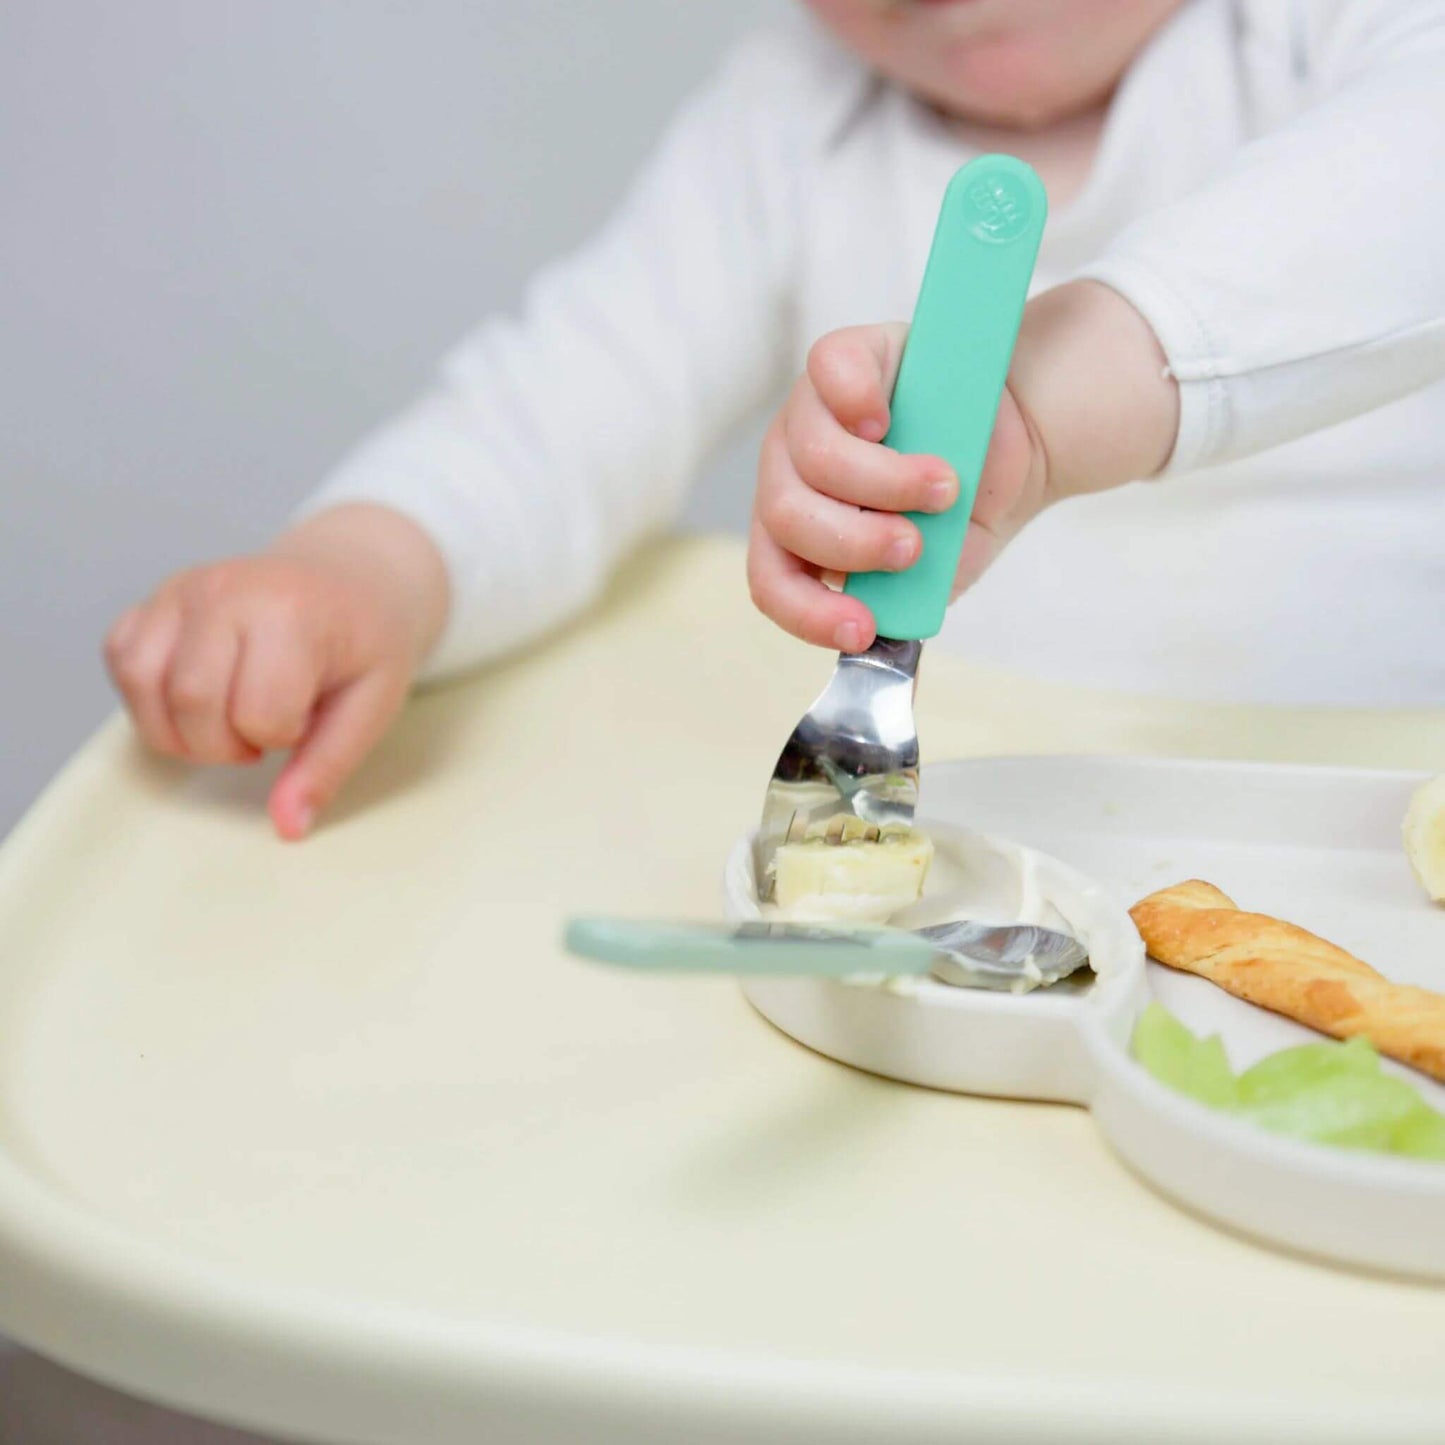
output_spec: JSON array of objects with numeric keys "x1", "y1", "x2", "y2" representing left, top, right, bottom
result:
[
  {"x1": 297, "y1": 32, "x2": 819, "y2": 679},
  {"x1": 1080, "y1": 0, "x2": 1445, "y2": 475}
]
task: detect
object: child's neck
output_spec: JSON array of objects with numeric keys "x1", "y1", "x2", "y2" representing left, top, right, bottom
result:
[{"x1": 939, "y1": 100, "x2": 1109, "y2": 212}]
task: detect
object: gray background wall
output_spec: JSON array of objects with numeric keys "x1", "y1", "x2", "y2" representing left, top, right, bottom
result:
[{"x1": 1, "y1": 0, "x2": 779, "y2": 839}]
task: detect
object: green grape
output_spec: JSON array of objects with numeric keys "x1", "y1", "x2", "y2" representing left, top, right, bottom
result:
[
  {"x1": 1239, "y1": 1071, "x2": 1424, "y2": 1151},
  {"x1": 1393, "y1": 1106, "x2": 1445, "y2": 1160},
  {"x1": 1237, "y1": 1035, "x2": 1380, "y2": 1106},
  {"x1": 1131, "y1": 1002, "x2": 1239, "y2": 1109},
  {"x1": 1131, "y1": 1004, "x2": 1445, "y2": 1162}
]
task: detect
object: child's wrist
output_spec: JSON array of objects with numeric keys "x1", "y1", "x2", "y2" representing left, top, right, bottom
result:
[
  {"x1": 271, "y1": 504, "x2": 450, "y2": 667},
  {"x1": 1007, "y1": 280, "x2": 1179, "y2": 504}
]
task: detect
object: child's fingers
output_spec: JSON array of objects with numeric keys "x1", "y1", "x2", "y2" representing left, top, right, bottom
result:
[
  {"x1": 747, "y1": 520, "x2": 876, "y2": 653},
  {"x1": 757, "y1": 427, "x2": 922, "y2": 575},
  {"x1": 228, "y1": 622, "x2": 322, "y2": 753},
  {"x1": 785, "y1": 381, "x2": 956, "y2": 513},
  {"x1": 163, "y1": 613, "x2": 262, "y2": 764},
  {"x1": 105, "y1": 601, "x2": 188, "y2": 758},
  {"x1": 805, "y1": 323, "x2": 908, "y2": 441},
  {"x1": 268, "y1": 668, "x2": 407, "y2": 841}
]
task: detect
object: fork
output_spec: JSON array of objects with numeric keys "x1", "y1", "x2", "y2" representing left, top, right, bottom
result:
[{"x1": 755, "y1": 154, "x2": 1047, "y2": 897}]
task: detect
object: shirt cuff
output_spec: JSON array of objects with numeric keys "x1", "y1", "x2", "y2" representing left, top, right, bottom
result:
[{"x1": 1078, "y1": 256, "x2": 1231, "y2": 477}]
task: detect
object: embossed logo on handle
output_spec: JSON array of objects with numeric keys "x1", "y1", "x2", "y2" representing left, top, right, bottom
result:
[{"x1": 961, "y1": 171, "x2": 1034, "y2": 245}]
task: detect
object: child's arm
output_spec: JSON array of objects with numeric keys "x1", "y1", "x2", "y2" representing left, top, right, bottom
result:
[
  {"x1": 107, "y1": 30, "x2": 837, "y2": 834},
  {"x1": 752, "y1": 0, "x2": 1445, "y2": 650},
  {"x1": 297, "y1": 31, "x2": 837, "y2": 680},
  {"x1": 1076, "y1": 0, "x2": 1445, "y2": 475}
]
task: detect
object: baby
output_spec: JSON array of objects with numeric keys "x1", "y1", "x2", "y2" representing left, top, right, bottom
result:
[{"x1": 105, "y1": 0, "x2": 1445, "y2": 839}]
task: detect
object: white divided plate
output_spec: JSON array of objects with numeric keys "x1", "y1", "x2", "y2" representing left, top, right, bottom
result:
[{"x1": 727, "y1": 756, "x2": 1445, "y2": 1281}]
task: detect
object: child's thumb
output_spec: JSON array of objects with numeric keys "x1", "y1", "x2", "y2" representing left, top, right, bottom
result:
[{"x1": 267, "y1": 670, "x2": 405, "y2": 840}]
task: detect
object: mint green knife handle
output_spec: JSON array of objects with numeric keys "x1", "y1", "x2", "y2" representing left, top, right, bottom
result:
[
  {"x1": 564, "y1": 917, "x2": 937, "y2": 977},
  {"x1": 844, "y1": 155, "x2": 1046, "y2": 640}
]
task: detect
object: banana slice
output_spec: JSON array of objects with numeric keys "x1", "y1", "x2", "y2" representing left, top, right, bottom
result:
[
  {"x1": 1403, "y1": 774, "x2": 1445, "y2": 903},
  {"x1": 772, "y1": 820, "x2": 934, "y2": 924}
]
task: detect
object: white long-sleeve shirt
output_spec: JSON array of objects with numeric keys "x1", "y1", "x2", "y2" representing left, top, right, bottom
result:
[{"x1": 303, "y1": 0, "x2": 1445, "y2": 705}]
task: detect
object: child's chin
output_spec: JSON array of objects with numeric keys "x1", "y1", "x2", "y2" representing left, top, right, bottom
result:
[{"x1": 935, "y1": 45, "x2": 1078, "y2": 129}]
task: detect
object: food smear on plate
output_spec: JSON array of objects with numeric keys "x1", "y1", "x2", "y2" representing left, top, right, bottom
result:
[
  {"x1": 755, "y1": 821, "x2": 1094, "y2": 994},
  {"x1": 772, "y1": 817, "x2": 933, "y2": 923},
  {"x1": 1132, "y1": 1003, "x2": 1445, "y2": 1160},
  {"x1": 1130, "y1": 879, "x2": 1445, "y2": 1083}
]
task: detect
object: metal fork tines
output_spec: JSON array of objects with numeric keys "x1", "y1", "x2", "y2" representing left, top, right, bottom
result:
[{"x1": 755, "y1": 637, "x2": 923, "y2": 900}]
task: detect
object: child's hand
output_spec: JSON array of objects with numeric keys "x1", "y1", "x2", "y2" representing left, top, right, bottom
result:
[
  {"x1": 103, "y1": 505, "x2": 448, "y2": 840},
  {"x1": 748, "y1": 323, "x2": 1047, "y2": 652},
  {"x1": 750, "y1": 287, "x2": 1181, "y2": 652}
]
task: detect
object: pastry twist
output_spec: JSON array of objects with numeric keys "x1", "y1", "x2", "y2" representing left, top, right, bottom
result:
[{"x1": 1130, "y1": 880, "x2": 1445, "y2": 1084}]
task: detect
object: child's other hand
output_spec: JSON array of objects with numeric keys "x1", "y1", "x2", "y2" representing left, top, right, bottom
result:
[
  {"x1": 103, "y1": 505, "x2": 447, "y2": 840},
  {"x1": 748, "y1": 322, "x2": 1047, "y2": 652}
]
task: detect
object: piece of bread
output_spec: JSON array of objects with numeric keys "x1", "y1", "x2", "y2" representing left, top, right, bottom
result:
[{"x1": 1130, "y1": 880, "x2": 1445, "y2": 1083}]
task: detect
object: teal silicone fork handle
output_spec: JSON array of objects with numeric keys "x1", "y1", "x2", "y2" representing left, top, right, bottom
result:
[{"x1": 844, "y1": 155, "x2": 1046, "y2": 640}]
